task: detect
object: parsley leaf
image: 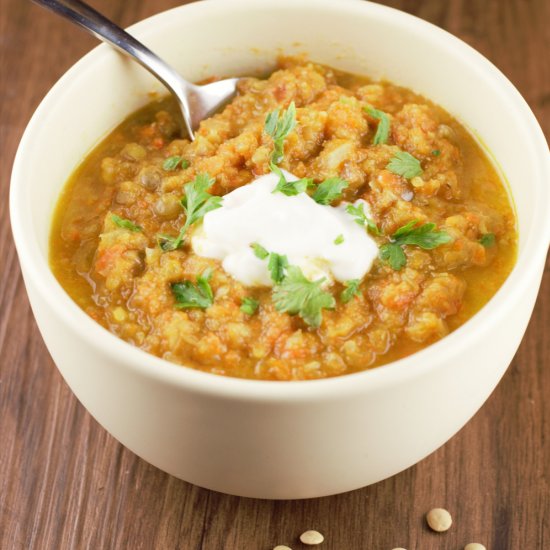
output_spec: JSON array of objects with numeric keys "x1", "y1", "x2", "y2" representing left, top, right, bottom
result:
[
  {"x1": 366, "y1": 219, "x2": 383, "y2": 236},
  {"x1": 111, "y1": 214, "x2": 142, "y2": 232},
  {"x1": 251, "y1": 242, "x2": 269, "y2": 260},
  {"x1": 250, "y1": 243, "x2": 289, "y2": 283},
  {"x1": 268, "y1": 252, "x2": 289, "y2": 283},
  {"x1": 334, "y1": 234, "x2": 344, "y2": 245},
  {"x1": 431, "y1": 149, "x2": 441, "y2": 157},
  {"x1": 250, "y1": 243, "x2": 288, "y2": 283},
  {"x1": 341, "y1": 279, "x2": 361, "y2": 303},
  {"x1": 346, "y1": 203, "x2": 368, "y2": 226},
  {"x1": 181, "y1": 173, "x2": 223, "y2": 227},
  {"x1": 171, "y1": 268, "x2": 214, "y2": 309},
  {"x1": 391, "y1": 219, "x2": 421, "y2": 239},
  {"x1": 312, "y1": 177, "x2": 349, "y2": 205},
  {"x1": 379, "y1": 220, "x2": 451, "y2": 270},
  {"x1": 271, "y1": 163, "x2": 312, "y2": 196},
  {"x1": 379, "y1": 243, "x2": 407, "y2": 271},
  {"x1": 272, "y1": 266, "x2": 335, "y2": 328},
  {"x1": 240, "y1": 297, "x2": 259, "y2": 315},
  {"x1": 479, "y1": 233, "x2": 496, "y2": 247},
  {"x1": 163, "y1": 156, "x2": 190, "y2": 171},
  {"x1": 345, "y1": 203, "x2": 382, "y2": 236},
  {"x1": 157, "y1": 173, "x2": 222, "y2": 251},
  {"x1": 157, "y1": 233, "x2": 182, "y2": 252},
  {"x1": 264, "y1": 102, "x2": 297, "y2": 164},
  {"x1": 364, "y1": 107, "x2": 390, "y2": 145},
  {"x1": 196, "y1": 268, "x2": 214, "y2": 301},
  {"x1": 392, "y1": 220, "x2": 452, "y2": 249},
  {"x1": 387, "y1": 151, "x2": 423, "y2": 179}
]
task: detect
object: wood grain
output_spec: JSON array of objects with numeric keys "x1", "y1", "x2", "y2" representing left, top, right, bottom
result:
[{"x1": 1, "y1": 1, "x2": 548, "y2": 548}]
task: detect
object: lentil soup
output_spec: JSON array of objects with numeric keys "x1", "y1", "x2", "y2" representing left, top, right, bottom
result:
[{"x1": 49, "y1": 57, "x2": 517, "y2": 381}]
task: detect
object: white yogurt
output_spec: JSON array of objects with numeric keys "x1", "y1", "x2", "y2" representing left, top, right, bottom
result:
[{"x1": 191, "y1": 171, "x2": 379, "y2": 287}]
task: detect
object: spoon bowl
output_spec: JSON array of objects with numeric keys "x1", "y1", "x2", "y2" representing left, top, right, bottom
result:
[{"x1": 31, "y1": 0, "x2": 240, "y2": 139}]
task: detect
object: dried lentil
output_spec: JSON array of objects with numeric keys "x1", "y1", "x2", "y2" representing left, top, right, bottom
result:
[
  {"x1": 426, "y1": 507, "x2": 453, "y2": 532},
  {"x1": 299, "y1": 530, "x2": 324, "y2": 545}
]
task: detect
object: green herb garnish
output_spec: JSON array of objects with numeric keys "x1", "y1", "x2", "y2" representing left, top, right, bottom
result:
[
  {"x1": 365, "y1": 107, "x2": 390, "y2": 145},
  {"x1": 334, "y1": 234, "x2": 345, "y2": 245},
  {"x1": 391, "y1": 220, "x2": 451, "y2": 247},
  {"x1": 268, "y1": 252, "x2": 289, "y2": 283},
  {"x1": 251, "y1": 244, "x2": 288, "y2": 283},
  {"x1": 158, "y1": 173, "x2": 222, "y2": 251},
  {"x1": 272, "y1": 266, "x2": 335, "y2": 328},
  {"x1": 479, "y1": 233, "x2": 496, "y2": 247},
  {"x1": 171, "y1": 268, "x2": 214, "y2": 309},
  {"x1": 379, "y1": 244, "x2": 407, "y2": 271},
  {"x1": 431, "y1": 149, "x2": 441, "y2": 157},
  {"x1": 181, "y1": 174, "x2": 222, "y2": 227},
  {"x1": 387, "y1": 151, "x2": 423, "y2": 179},
  {"x1": 250, "y1": 247, "x2": 288, "y2": 283},
  {"x1": 240, "y1": 297, "x2": 259, "y2": 315},
  {"x1": 312, "y1": 177, "x2": 349, "y2": 205},
  {"x1": 251, "y1": 246, "x2": 335, "y2": 327},
  {"x1": 163, "y1": 156, "x2": 190, "y2": 171},
  {"x1": 341, "y1": 279, "x2": 361, "y2": 303},
  {"x1": 264, "y1": 102, "x2": 297, "y2": 164},
  {"x1": 271, "y1": 163, "x2": 313, "y2": 196},
  {"x1": 157, "y1": 234, "x2": 181, "y2": 252},
  {"x1": 111, "y1": 214, "x2": 142, "y2": 232},
  {"x1": 345, "y1": 203, "x2": 368, "y2": 226},
  {"x1": 345, "y1": 203, "x2": 382, "y2": 236},
  {"x1": 251, "y1": 242, "x2": 269, "y2": 260},
  {"x1": 379, "y1": 220, "x2": 451, "y2": 270}
]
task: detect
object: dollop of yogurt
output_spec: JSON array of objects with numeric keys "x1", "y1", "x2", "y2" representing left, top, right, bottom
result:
[{"x1": 191, "y1": 171, "x2": 379, "y2": 287}]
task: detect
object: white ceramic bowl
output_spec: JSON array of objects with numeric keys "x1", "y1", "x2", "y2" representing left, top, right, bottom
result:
[{"x1": 10, "y1": 0, "x2": 550, "y2": 499}]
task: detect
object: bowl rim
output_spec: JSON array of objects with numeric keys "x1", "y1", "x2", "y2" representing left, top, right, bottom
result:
[{"x1": 9, "y1": 0, "x2": 550, "y2": 402}]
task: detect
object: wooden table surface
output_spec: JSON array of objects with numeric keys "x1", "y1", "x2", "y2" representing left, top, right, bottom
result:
[{"x1": 1, "y1": 1, "x2": 548, "y2": 548}]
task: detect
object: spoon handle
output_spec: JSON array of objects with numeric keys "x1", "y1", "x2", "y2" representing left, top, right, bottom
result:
[{"x1": 31, "y1": 0, "x2": 194, "y2": 133}]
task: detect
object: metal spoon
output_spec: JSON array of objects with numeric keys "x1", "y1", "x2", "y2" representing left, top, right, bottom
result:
[{"x1": 31, "y1": 0, "x2": 240, "y2": 140}]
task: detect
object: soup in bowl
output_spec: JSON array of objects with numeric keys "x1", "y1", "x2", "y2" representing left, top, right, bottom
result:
[
  {"x1": 49, "y1": 56, "x2": 518, "y2": 380},
  {"x1": 10, "y1": 0, "x2": 550, "y2": 498}
]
